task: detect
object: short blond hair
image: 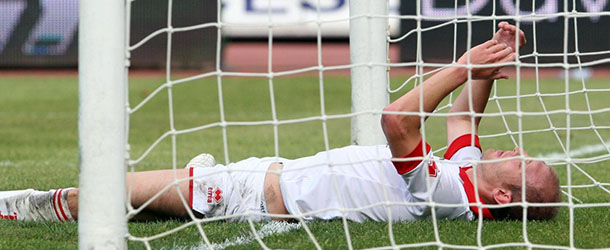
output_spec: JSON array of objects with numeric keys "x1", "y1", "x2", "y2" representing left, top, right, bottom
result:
[{"x1": 492, "y1": 163, "x2": 561, "y2": 220}]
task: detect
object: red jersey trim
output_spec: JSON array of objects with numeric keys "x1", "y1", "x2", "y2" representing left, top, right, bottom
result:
[
  {"x1": 459, "y1": 167, "x2": 494, "y2": 220},
  {"x1": 444, "y1": 134, "x2": 481, "y2": 159},
  {"x1": 393, "y1": 139, "x2": 431, "y2": 175},
  {"x1": 189, "y1": 167, "x2": 194, "y2": 209}
]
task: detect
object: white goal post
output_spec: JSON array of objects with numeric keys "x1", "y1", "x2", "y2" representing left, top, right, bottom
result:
[
  {"x1": 349, "y1": 0, "x2": 390, "y2": 146},
  {"x1": 78, "y1": 0, "x2": 127, "y2": 248}
]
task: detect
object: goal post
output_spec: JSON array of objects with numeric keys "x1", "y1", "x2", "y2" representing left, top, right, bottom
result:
[
  {"x1": 349, "y1": 0, "x2": 390, "y2": 146},
  {"x1": 78, "y1": 0, "x2": 127, "y2": 248}
]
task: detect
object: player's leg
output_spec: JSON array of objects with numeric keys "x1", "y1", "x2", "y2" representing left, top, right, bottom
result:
[
  {"x1": 1, "y1": 169, "x2": 193, "y2": 221},
  {"x1": 67, "y1": 168, "x2": 193, "y2": 220},
  {"x1": 125, "y1": 168, "x2": 192, "y2": 218}
]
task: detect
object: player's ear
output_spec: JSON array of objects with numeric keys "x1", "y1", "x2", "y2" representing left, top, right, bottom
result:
[{"x1": 492, "y1": 187, "x2": 512, "y2": 204}]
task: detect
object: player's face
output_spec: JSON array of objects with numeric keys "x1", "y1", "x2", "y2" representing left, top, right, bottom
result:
[{"x1": 480, "y1": 147, "x2": 548, "y2": 187}]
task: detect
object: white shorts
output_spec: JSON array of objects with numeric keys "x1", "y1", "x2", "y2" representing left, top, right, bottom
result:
[{"x1": 189, "y1": 157, "x2": 284, "y2": 222}]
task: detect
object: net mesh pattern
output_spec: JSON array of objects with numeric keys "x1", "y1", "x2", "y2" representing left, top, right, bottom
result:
[{"x1": 124, "y1": 0, "x2": 610, "y2": 249}]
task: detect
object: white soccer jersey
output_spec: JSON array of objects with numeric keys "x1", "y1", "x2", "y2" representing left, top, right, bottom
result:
[{"x1": 279, "y1": 134, "x2": 493, "y2": 222}]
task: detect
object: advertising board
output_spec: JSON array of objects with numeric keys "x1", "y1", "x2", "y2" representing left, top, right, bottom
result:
[{"x1": 399, "y1": 0, "x2": 610, "y2": 64}]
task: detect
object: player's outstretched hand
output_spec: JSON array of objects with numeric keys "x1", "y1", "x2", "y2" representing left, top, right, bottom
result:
[
  {"x1": 457, "y1": 39, "x2": 515, "y2": 80},
  {"x1": 493, "y1": 21, "x2": 526, "y2": 51}
]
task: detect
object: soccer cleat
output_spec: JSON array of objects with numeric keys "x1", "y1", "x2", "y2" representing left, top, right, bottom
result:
[
  {"x1": 0, "y1": 188, "x2": 74, "y2": 221},
  {"x1": 185, "y1": 153, "x2": 217, "y2": 169}
]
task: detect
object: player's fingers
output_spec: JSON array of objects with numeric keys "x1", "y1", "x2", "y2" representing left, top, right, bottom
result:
[
  {"x1": 492, "y1": 70, "x2": 509, "y2": 80},
  {"x1": 499, "y1": 21, "x2": 513, "y2": 31},
  {"x1": 482, "y1": 39, "x2": 498, "y2": 48},
  {"x1": 498, "y1": 51, "x2": 516, "y2": 63},
  {"x1": 494, "y1": 46, "x2": 513, "y2": 59},
  {"x1": 498, "y1": 21, "x2": 507, "y2": 28},
  {"x1": 508, "y1": 24, "x2": 517, "y2": 33},
  {"x1": 489, "y1": 43, "x2": 508, "y2": 53}
]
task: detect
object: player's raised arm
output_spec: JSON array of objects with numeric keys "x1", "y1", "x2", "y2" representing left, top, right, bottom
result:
[
  {"x1": 446, "y1": 22, "x2": 525, "y2": 144},
  {"x1": 382, "y1": 40, "x2": 515, "y2": 157}
]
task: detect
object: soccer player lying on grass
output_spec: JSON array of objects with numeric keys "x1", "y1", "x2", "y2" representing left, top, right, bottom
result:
[{"x1": 0, "y1": 22, "x2": 560, "y2": 223}]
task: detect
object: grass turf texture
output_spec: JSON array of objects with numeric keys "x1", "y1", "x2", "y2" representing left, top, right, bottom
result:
[{"x1": 0, "y1": 74, "x2": 609, "y2": 249}]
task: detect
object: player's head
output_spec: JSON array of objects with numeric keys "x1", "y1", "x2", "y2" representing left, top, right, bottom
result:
[{"x1": 479, "y1": 147, "x2": 561, "y2": 220}]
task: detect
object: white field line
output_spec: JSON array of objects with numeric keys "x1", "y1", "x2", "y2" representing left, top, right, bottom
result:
[
  {"x1": 0, "y1": 160, "x2": 67, "y2": 168},
  {"x1": 0, "y1": 161, "x2": 15, "y2": 167},
  {"x1": 186, "y1": 140, "x2": 610, "y2": 249},
  {"x1": 537, "y1": 140, "x2": 610, "y2": 160},
  {"x1": 192, "y1": 221, "x2": 302, "y2": 250}
]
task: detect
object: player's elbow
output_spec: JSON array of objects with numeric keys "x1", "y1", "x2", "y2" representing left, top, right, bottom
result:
[{"x1": 381, "y1": 106, "x2": 418, "y2": 140}]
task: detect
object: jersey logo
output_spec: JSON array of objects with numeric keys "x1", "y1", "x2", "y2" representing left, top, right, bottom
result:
[
  {"x1": 207, "y1": 186, "x2": 223, "y2": 205},
  {"x1": 427, "y1": 160, "x2": 438, "y2": 177},
  {"x1": 0, "y1": 211, "x2": 17, "y2": 220}
]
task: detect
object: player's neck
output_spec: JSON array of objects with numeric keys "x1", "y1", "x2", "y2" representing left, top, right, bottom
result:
[{"x1": 465, "y1": 168, "x2": 495, "y2": 204}]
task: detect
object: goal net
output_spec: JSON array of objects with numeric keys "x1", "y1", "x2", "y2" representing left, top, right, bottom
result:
[{"x1": 78, "y1": 0, "x2": 610, "y2": 249}]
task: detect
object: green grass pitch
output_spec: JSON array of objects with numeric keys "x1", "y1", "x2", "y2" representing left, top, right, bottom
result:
[{"x1": 1, "y1": 73, "x2": 609, "y2": 249}]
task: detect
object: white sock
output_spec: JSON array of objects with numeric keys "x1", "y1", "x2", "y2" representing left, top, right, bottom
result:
[
  {"x1": 49, "y1": 188, "x2": 75, "y2": 221},
  {"x1": 0, "y1": 188, "x2": 74, "y2": 222}
]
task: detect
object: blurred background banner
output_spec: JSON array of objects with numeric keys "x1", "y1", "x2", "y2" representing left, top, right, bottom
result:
[
  {"x1": 0, "y1": 0, "x2": 78, "y2": 67},
  {"x1": 0, "y1": 0, "x2": 217, "y2": 69},
  {"x1": 128, "y1": 0, "x2": 217, "y2": 69},
  {"x1": 0, "y1": 0, "x2": 399, "y2": 69},
  {"x1": 221, "y1": 0, "x2": 400, "y2": 37},
  {"x1": 399, "y1": 0, "x2": 610, "y2": 64},
  {"x1": 2, "y1": 0, "x2": 609, "y2": 69}
]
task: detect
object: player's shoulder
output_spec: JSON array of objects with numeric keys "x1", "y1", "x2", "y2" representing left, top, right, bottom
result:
[
  {"x1": 444, "y1": 134, "x2": 482, "y2": 160},
  {"x1": 445, "y1": 146, "x2": 482, "y2": 165}
]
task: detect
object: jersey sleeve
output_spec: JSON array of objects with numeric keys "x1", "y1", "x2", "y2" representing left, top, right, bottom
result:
[
  {"x1": 444, "y1": 134, "x2": 482, "y2": 163},
  {"x1": 392, "y1": 139, "x2": 431, "y2": 175},
  {"x1": 392, "y1": 139, "x2": 436, "y2": 204}
]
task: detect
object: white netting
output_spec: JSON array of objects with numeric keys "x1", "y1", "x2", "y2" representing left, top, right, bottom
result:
[
  {"x1": 123, "y1": 0, "x2": 610, "y2": 249},
  {"x1": 387, "y1": 1, "x2": 610, "y2": 249}
]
